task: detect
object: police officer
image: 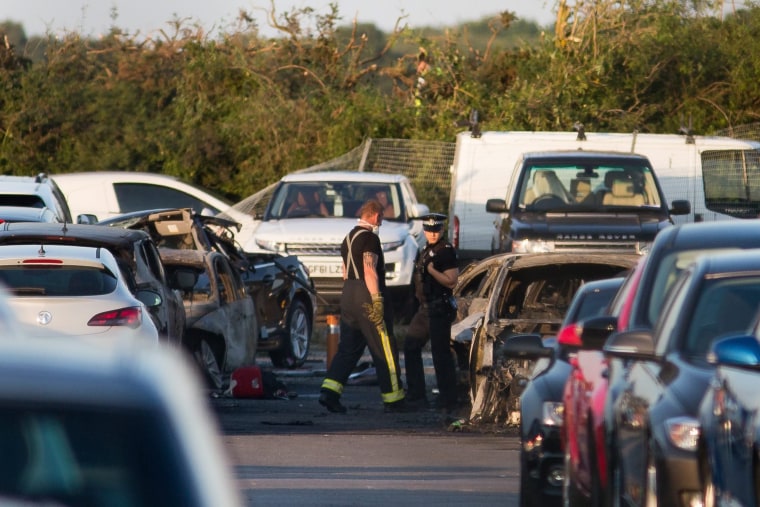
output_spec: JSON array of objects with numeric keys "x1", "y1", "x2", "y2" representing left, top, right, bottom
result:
[
  {"x1": 319, "y1": 199, "x2": 406, "y2": 413},
  {"x1": 403, "y1": 213, "x2": 460, "y2": 413}
]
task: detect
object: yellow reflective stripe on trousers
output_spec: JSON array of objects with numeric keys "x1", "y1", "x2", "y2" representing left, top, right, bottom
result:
[
  {"x1": 321, "y1": 378, "x2": 343, "y2": 395},
  {"x1": 377, "y1": 322, "x2": 404, "y2": 404}
]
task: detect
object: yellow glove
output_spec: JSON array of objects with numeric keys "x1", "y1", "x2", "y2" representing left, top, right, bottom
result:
[{"x1": 363, "y1": 294, "x2": 384, "y2": 326}]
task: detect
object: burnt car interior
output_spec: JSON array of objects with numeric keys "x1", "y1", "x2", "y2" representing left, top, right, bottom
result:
[{"x1": 494, "y1": 263, "x2": 630, "y2": 337}]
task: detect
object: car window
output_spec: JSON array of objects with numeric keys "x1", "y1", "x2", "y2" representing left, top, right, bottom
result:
[
  {"x1": 0, "y1": 195, "x2": 46, "y2": 208},
  {"x1": 0, "y1": 407, "x2": 196, "y2": 507},
  {"x1": 647, "y1": 248, "x2": 741, "y2": 327},
  {"x1": 0, "y1": 267, "x2": 117, "y2": 296},
  {"x1": 114, "y1": 183, "x2": 222, "y2": 215},
  {"x1": 685, "y1": 278, "x2": 760, "y2": 357}
]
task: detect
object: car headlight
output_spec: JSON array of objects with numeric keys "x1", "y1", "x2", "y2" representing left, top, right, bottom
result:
[
  {"x1": 382, "y1": 240, "x2": 404, "y2": 252},
  {"x1": 542, "y1": 402, "x2": 564, "y2": 427},
  {"x1": 665, "y1": 416, "x2": 700, "y2": 451},
  {"x1": 512, "y1": 239, "x2": 555, "y2": 253},
  {"x1": 255, "y1": 238, "x2": 286, "y2": 252}
]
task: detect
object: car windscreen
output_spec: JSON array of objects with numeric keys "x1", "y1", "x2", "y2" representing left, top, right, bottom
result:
[
  {"x1": 516, "y1": 162, "x2": 662, "y2": 211},
  {"x1": 267, "y1": 181, "x2": 403, "y2": 220},
  {"x1": 0, "y1": 266, "x2": 118, "y2": 296},
  {"x1": 0, "y1": 405, "x2": 197, "y2": 507}
]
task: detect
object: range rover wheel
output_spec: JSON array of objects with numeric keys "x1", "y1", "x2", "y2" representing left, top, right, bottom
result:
[{"x1": 270, "y1": 300, "x2": 311, "y2": 369}]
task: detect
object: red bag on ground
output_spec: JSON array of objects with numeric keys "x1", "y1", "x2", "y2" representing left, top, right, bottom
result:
[{"x1": 230, "y1": 366, "x2": 264, "y2": 398}]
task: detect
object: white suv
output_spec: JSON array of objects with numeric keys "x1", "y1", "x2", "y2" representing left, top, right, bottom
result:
[
  {"x1": 0, "y1": 173, "x2": 74, "y2": 223},
  {"x1": 244, "y1": 171, "x2": 429, "y2": 315}
]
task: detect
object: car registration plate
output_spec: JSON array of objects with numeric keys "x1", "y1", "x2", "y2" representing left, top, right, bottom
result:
[{"x1": 306, "y1": 262, "x2": 342, "y2": 276}]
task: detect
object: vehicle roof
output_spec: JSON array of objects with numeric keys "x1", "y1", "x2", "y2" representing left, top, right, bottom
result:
[
  {"x1": 461, "y1": 130, "x2": 760, "y2": 149},
  {"x1": 280, "y1": 171, "x2": 408, "y2": 183},
  {"x1": 0, "y1": 222, "x2": 152, "y2": 250},
  {"x1": 52, "y1": 171, "x2": 188, "y2": 184},
  {"x1": 0, "y1": 338, "x2": 177, "y2": 407},
  {"x1": 509, "y1": 252, "x2": 640, "y2": 270},
  {"x1": 0, "y1": 206, "x2": 60, "y2": 222},
  {"x1": 0, "y1": 243, "x2": 121, "y2": 276},
  {"x1": 691, "y1": 249, "x2": 760, "y2": 275},
  {"x1": 655, "y1": 220, "x2": 760, "y2": 253},
  {"x1": 521, "y1": 150, "x2": 651, "y2": 162}
]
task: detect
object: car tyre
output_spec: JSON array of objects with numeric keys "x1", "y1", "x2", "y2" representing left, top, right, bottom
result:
[
  {"x1": 194, "y1": 336, "x2": 225, "y2": 391},
  {"x1": 270, "y1": 300, "x2": 311, "y2": 369}
]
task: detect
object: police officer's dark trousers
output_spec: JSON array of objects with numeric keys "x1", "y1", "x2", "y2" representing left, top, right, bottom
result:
[
  {"x1": 428, "y1": 300, "x2": 458, "y2": 410},
  {"x1": 403, "y1": 304, "x2": 429, "y2": 401},
  {"x1": 322, "y1": 280, "x2": 405, "y2": 404}
]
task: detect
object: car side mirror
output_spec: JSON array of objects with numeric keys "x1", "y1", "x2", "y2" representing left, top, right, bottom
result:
[
  {"x1": 77, "y1": 213, "x2": 99, "y2": 224},
  {"x1": 497, "y1": 333, "x2": 552, "y2": 360},
  {"x1": 603, "y1": 328, "x2": 656, "y2": 360},
  {"x1": 136, "y1": 289, "x2": 163, "y2": 308},
  {"x1": 669, "y1": 199, "x2": 691, "y2": 216}
]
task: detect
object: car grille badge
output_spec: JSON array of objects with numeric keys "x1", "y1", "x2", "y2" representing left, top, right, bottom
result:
[{"x1": 37, "y1": 311, "x2": 52, "y2": 326}]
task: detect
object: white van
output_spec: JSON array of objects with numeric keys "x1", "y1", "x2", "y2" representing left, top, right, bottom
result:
[{"x1": 448, "y1": 129, "x2": 760, "y2": 261}]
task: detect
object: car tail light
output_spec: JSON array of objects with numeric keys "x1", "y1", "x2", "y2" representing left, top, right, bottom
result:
[
  {"x1": 88, "y1": 307, "x2": 142, "y2": 329},
  {"x1": 557, "y1": 323, "x2": 582, "y2": 346}
]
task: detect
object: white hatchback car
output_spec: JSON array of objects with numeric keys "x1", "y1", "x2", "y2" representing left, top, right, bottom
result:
[
  {"x1": 0, "y1": 243, "x2": 159, "y2": 344},
  {"x1": 0, "y1": 337, "x2": 242, "y2": 507}
]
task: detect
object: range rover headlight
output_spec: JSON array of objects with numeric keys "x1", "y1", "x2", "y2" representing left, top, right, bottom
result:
[
  {"x1": 512, "y1": 239, "x2": 555, "y2": 253},
  {"x1": 255, "y1": 238, "x2": 287, "y2": 252}
]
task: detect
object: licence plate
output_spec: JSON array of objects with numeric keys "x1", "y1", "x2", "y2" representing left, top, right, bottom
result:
[{"x1": 306, "y1": 263, "x2": 342, "y2": 276}]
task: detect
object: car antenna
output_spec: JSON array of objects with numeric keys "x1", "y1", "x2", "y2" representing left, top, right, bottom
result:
[
  {"x1": 678, "y1": 114, "x2": 695, "y2": 144},
  {"x1": 573, "y1": 122, "x2": 587, "y2": 141},
  {"x1": 38, "y1": 244, "x2": 46, "y2": 256}
]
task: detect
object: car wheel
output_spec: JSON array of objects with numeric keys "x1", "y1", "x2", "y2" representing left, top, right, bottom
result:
[
  {"x1": 270, "y1": 300, "x2": 311, "y2": 369},
  {"x1": 194, "y1": 336, "x2": 225, "y2": 391}
]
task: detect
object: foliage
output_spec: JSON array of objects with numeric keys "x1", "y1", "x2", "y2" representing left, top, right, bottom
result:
[{"x1": 0, "y1": 0, "x2": 758, "y2": 203}]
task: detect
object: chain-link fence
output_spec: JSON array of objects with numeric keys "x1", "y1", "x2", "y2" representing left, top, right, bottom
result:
[{"x1": 229, "y1": 138, "x2": 456, "y2": 218}]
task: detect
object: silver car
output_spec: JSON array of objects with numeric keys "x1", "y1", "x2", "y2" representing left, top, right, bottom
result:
[
  {"x1": 0, "y1": 336, "x2": 242, "y2": 507},
  {"x1": 0, "y1": 243, "x2": 159, "y2": 344}
]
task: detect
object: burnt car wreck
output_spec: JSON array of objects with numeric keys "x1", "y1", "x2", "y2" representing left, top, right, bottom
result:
[
  {"x1": 465, "y1": 252, "x2": 639, "y2": 427},
  {"x1": 98, "y1": 208, "x2": 317, "y2": 369}
]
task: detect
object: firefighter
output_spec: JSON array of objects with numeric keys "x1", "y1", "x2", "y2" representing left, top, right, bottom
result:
[
  {"x1": 403, "y1": 213, "x2": 460, "y2": 413},
  {"x1": 319, "y1": 199, "x2": 406, "y2": 413}
]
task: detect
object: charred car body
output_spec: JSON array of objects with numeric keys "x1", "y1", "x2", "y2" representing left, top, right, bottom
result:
[
  {"x1": 160, "y1": 248, "x2": 258, "y2": 390},
  {"x1": 466, "y1": 252, "x2": 639, "y2": 427},
  {"x1": 98, "y1": 208, "x2": 317, "y2": 368}
]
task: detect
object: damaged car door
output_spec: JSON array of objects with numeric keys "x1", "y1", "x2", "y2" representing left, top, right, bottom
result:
[{"x1": 162, "y1": 248, "x2": 258, "y2": 390}]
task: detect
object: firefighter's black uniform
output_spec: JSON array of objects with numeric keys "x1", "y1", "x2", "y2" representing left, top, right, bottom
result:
[
  {"x1": 403, "y1": 214, "x2": 459, "y2": 411},
  {"x1": 320, "y1": 224, "x2": 405, "y2": 411}
]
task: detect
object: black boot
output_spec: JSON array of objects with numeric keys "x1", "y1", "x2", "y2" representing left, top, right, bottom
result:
[{"x1": 319, "y1": 389, "x2": 347, "y2": 414}]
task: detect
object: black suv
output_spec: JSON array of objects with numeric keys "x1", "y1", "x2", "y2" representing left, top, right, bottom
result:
[{"x1": 486, "y1": 151, "x2": 691, "y2": 254}]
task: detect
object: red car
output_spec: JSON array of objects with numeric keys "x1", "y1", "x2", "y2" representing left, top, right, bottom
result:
[{"x1": 560, "y1": 256, "x2": 645, "y2": 504}]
